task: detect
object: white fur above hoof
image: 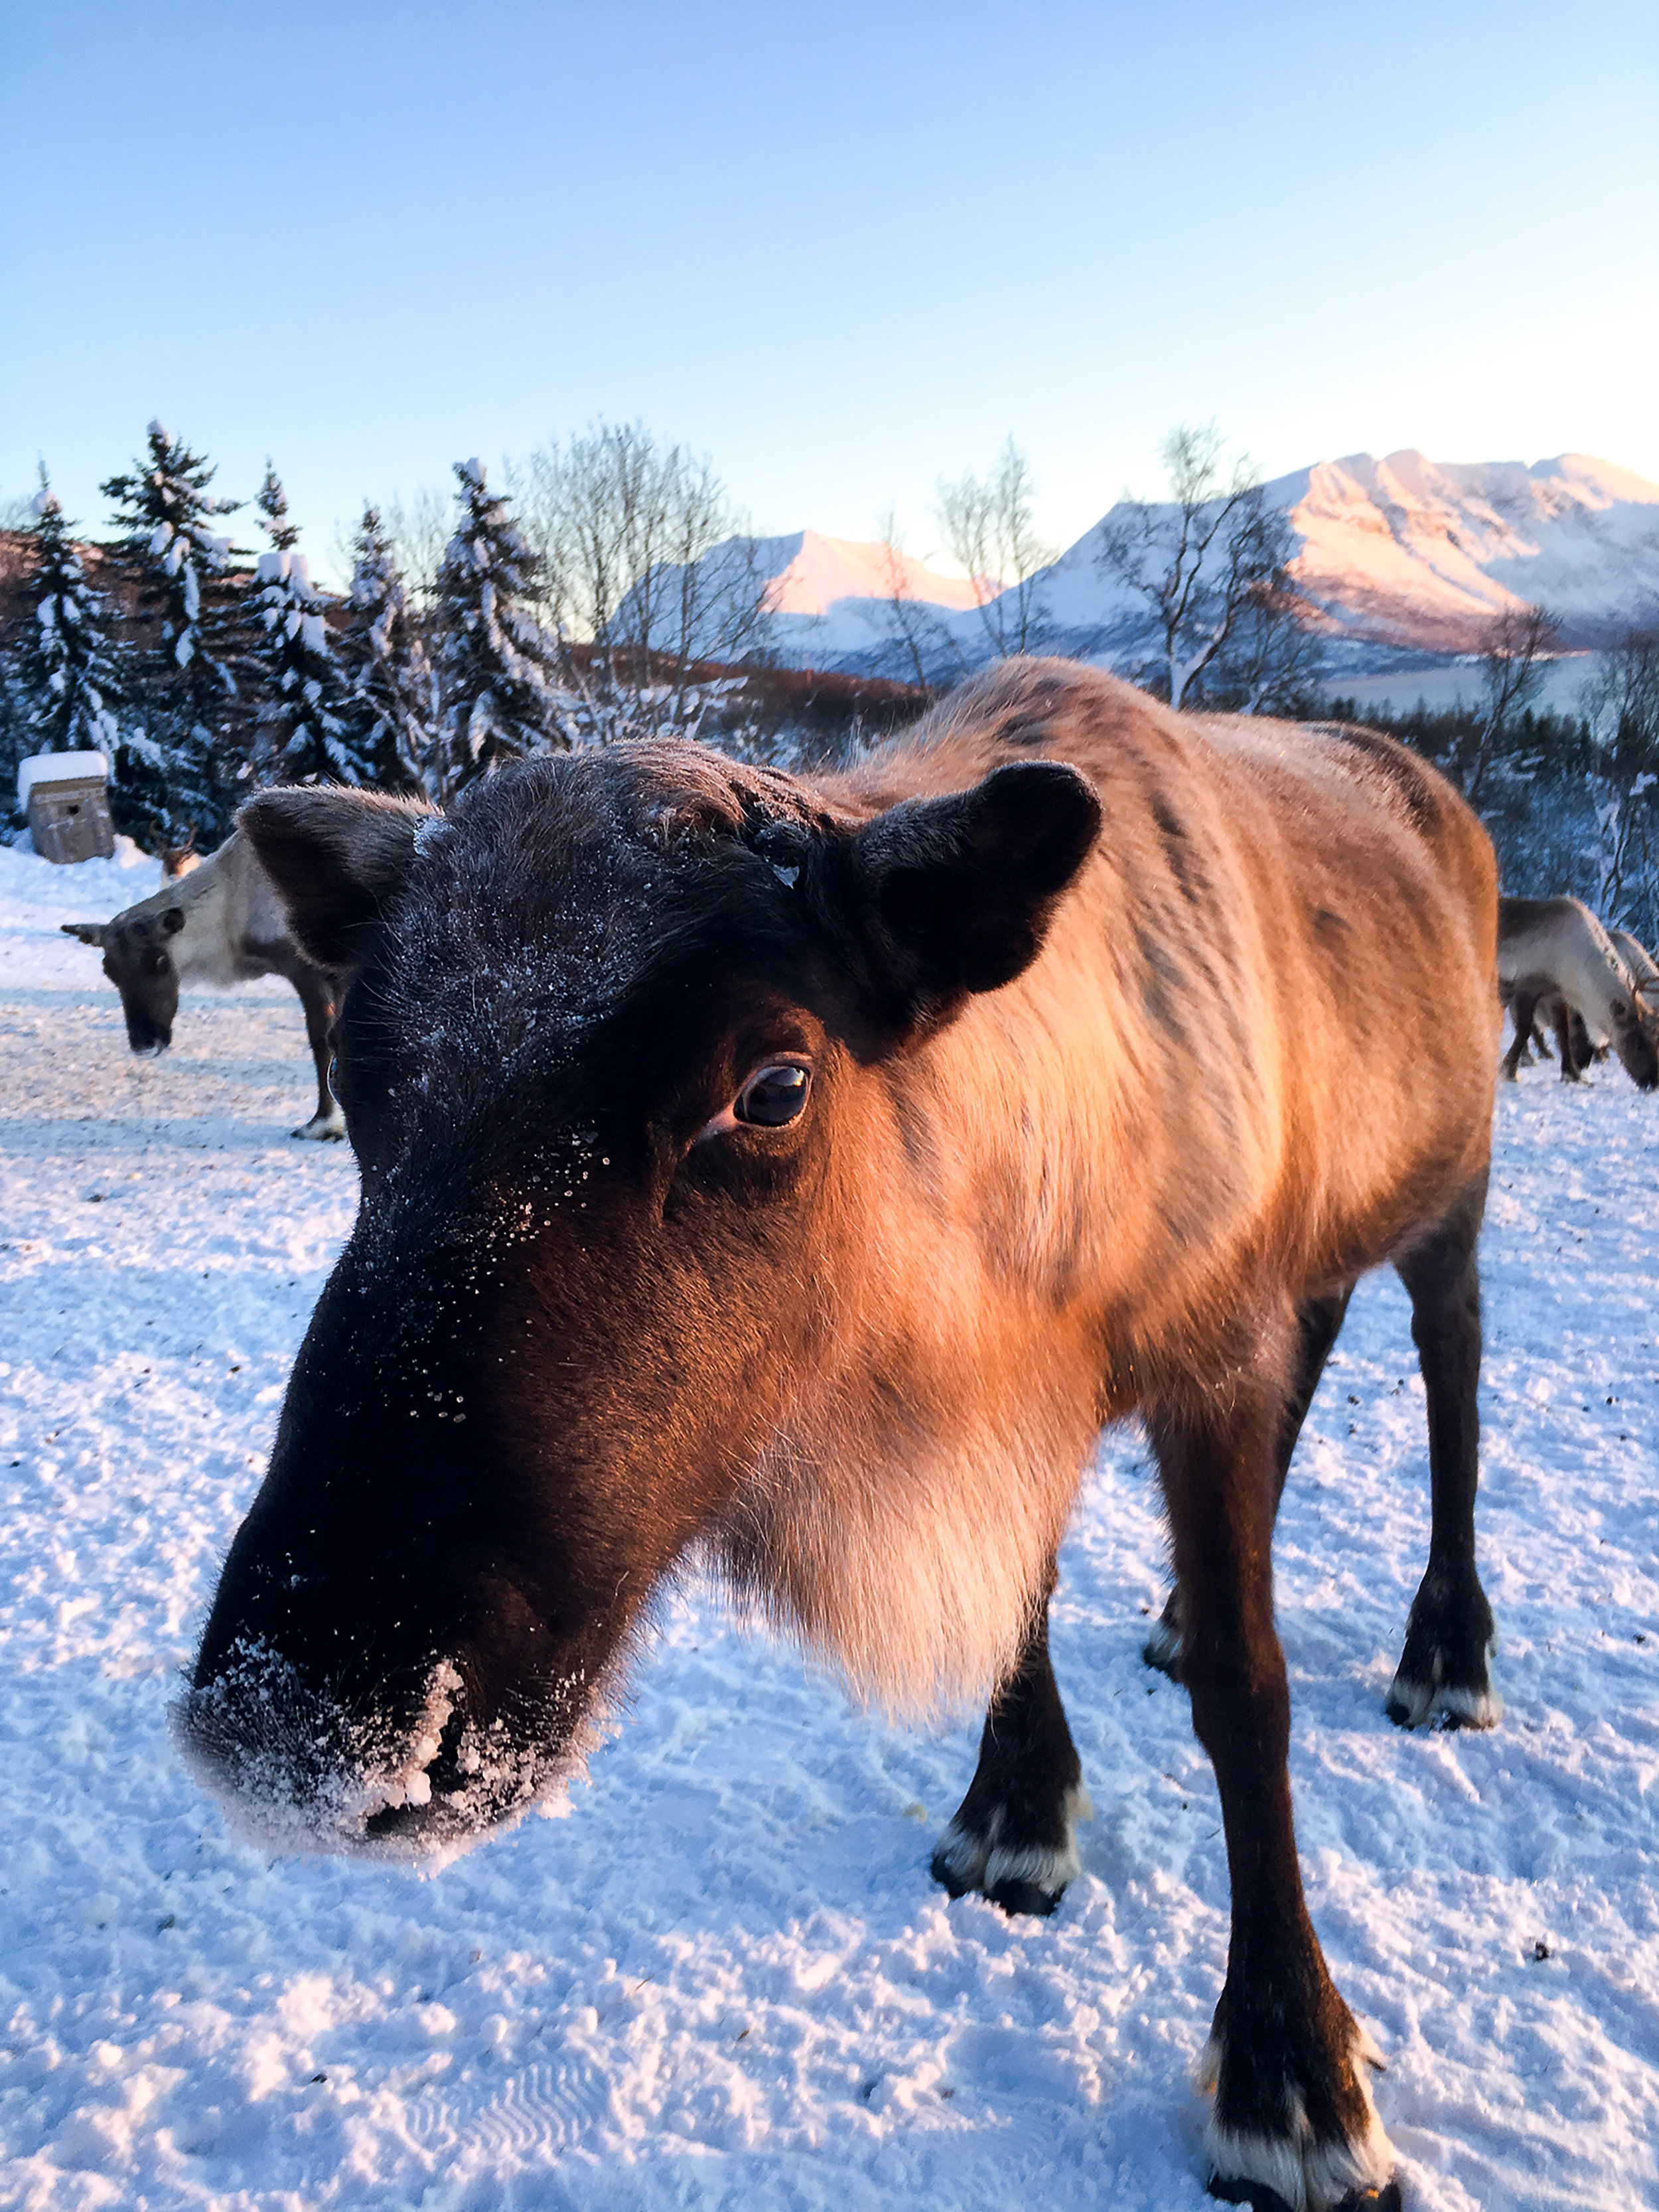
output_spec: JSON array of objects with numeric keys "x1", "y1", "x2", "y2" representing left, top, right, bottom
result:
[
  {"x1": 291, "y1": 1111, "x2": 347, "y2": 1142},
  {"x1": 1385, "y1": 1669, "x2": 1502, "y2": 1731},
  {"x1": 932, "y1": 1782, "x2": 1092, "y2": 1914},
  {"x1": 1199, "y1": 2028, "x2": 1394, "y2": 2212},
  {"x1": 1143, "y1": 1611, "x2": 1183, "y2": 1676}
]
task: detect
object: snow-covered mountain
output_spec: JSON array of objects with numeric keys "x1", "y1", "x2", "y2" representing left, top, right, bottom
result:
[
  {"x1": 714, "y1": 529, "x2": 985, "y2": 670},
  {"x1": 1273, "y1": 451, "x2": 1659, "y2": 652},
  {"x1": 703, "y1": 453, "x2": 1659, "y2": 682}
]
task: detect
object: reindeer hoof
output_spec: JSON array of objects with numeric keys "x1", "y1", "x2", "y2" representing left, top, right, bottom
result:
[
  {"x1": 1386, "y1": 1676, "x2": 1502, "y2": 1730},
  {"x1": 1209, "y1": 2187, "x2": 1400, "y2": 2212},
  {"x1": 1143, "y1": 1616, "x2": 1184, "y2": 1679},
  {"x1": 1200, "y1": 2034, "x2": 1396, "y2": 2212},
  {"x1": 931, "y1": 1781, "x2": 1092, "y2": 1919},
  {"x1": 1388, "y1": 1576, "x2": 1499, "y2": 1730}
]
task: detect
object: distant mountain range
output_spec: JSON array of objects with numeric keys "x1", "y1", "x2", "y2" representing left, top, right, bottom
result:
[{"x1": 701, "y1": 453, "x2": 1659, "y2": 686}]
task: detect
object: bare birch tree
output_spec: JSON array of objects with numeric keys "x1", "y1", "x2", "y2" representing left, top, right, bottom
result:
[
  {"x1": 864, "y1": 506, "x2": 960, "y2": 689},
  {"x1": 1209, "y1": 570, "x2": 1327, "y2": 715},
  {"x1": 1096, "y1": 423, "x2": 1290, "y2": 709},
  {"x1": 510, "y1": 421, "x2": 772, "y2": 740},
  {"x1": 375, "y1": 486, "x2": 452, "y2": 613},
  {"x1": 935, "y1": 437, "x2": 1054, "y2": 662},
  {"x1": 1582, "y1": 627, "x2": 1659, "y2": 924},
  {"x1": 1462, "y1": 601, "x2": 1558, "y2": 804}
]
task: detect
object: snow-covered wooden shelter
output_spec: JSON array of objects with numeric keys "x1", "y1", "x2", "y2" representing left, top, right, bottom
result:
[{"x1": 18, "y1": 751, "x2": 115, "y2": 865}]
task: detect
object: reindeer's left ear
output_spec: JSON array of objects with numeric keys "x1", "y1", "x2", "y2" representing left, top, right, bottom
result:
[
  {"x1": 60, "y1": 921, "x2": 109, "y2": 946},
  {"x1": 809, "y1": 760, "x2": 1101, "y2": 1033},
  {"x1": 238, "y1": 789, "x2": 433, "y2": 974}
]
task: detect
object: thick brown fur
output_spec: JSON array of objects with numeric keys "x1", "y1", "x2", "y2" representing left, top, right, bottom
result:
[
  {"x1": 186, "y1": 662, "x2": 1500, "y2": 2210},
  {"x1": 713, "y1": 678, "x2": 1498, "y2": 1712}
]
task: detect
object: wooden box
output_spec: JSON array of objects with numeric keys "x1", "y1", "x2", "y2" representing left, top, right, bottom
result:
[{"x1": 19, "y1": 754, "x2": 116, "y2": 866}]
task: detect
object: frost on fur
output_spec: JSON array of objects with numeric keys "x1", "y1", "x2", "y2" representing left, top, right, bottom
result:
[{"x1": 171, "y1": 1643, "x2": 597, "y2": 1864}]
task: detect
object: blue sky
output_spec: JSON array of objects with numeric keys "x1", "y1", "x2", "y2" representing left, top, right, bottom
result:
[{"x1": 3, "y1": 0, "x2": 1656, "y2": 569}]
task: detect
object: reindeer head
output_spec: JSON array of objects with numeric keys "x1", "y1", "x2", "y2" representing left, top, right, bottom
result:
[{"x1": 61, "y1": 908, "x2": 187, "y2": 1054}]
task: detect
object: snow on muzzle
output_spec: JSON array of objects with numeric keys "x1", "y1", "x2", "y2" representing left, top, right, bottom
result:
[{"x1": 171, "y1": 1637, "x2": 601, "y2": 1861}]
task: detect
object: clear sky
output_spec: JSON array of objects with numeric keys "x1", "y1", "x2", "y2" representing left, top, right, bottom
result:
[{"x1": 3, "y1": 0, "x2": 1656, "y2": 573}]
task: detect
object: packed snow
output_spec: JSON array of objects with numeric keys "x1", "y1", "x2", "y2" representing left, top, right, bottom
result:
[{"x1": 1, "y1": 842, "x2": 1656, "y2": 2210}]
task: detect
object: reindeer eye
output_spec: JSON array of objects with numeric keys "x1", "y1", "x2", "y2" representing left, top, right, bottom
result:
[{"x1": 733, "y1": 1064, "x2": 811, "y2": 1127}]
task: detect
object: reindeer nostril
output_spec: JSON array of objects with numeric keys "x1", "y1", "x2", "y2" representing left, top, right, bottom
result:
[{"x1": 425, "y1": 1698, "x2": 472, "y2": 1797}]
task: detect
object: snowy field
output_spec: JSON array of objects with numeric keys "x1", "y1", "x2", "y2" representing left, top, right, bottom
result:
[{"x1": 1, "y1": 842, "x2": 1656, "y2": 2212}]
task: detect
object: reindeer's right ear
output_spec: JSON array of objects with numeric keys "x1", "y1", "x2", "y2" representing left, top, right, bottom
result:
[
  {"x1": 60, "y1": 921, "x2": 108, "y2": 946},
  {"x1": 238, "y1": 789, "x2": 432, "y2": 974}
]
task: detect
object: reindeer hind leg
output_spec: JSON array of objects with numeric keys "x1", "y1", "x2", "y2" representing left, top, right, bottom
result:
[{"x1": 289, "y1": 964, "x2": 345, "y2": 1141}]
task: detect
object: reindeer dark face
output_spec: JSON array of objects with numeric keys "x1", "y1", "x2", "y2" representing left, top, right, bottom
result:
[
  {"x1": 62, "y1": 909, "x2": 186, "y2": 1054},
  {"x1": 176, "y1": 746, "x2": 1099, "y2": 1856},
  {"x1": 1605, "y1": 988, "x2": 1659, "y2": 1090}
]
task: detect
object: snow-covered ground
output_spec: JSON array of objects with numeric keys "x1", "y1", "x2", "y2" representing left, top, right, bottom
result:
[{"x1": 1, "y1": 846, "x2": 1656, "y2": 2211}]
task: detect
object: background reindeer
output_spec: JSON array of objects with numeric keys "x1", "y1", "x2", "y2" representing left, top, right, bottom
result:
[
  {"x1": 1497, "y1": 896, "x2": 1658, "y2": 1088},
  {"x1": 62, "y1": 833, "x2": 343, "y2": 1139}
]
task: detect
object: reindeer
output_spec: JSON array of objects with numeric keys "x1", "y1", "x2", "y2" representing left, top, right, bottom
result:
[
  {"x1": 1496, "y1": 897, "x2": 1658, "y2": 1088},
  {"x1": 62, "y1": 831, "x2": 343, "y2": 1139},
  {"x1": 1609, "y1": 926, "x2": 1659, "y2": 1017},
  {"x1": 178, "y1": 662, "x2": 1503, "y2": 2211}
]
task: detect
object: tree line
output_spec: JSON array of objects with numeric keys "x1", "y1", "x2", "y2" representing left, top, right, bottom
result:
[
  {"x1": 5, "y1": 417, "x2": 1656, "y2": 945},
  {"x1": 0, "y1": 420, "x2": 780, "y2": 850},
  {"x1": 1331, "y1": 619, "x2": 1659, "y2": 944},
  {"x1": 0, "y1": 416, "x2": 1347, "y2": 854}
]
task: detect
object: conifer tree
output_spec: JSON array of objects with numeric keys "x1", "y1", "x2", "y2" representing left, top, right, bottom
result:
[
  {"x1": 246, "y1": 463, "x2": 354, "y2": 785},
  {"x1": 16, "y1": 469, "x2": 122, "y2": 757},
  {"x1": 433, "y1": 458, "x2": 556, "y2": 792},
  {"x1": 100, "y1": 421, "x2": 241, "y2": 842},
  {"x1": 336, "y1": 503, "x2": 431, "y2": 792}
]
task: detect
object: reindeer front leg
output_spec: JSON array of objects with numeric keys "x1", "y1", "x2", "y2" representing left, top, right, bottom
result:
[
  {"x1": 1145, "y1": 1287, "x2": 1352, "y2": 1680},
  {"x1": 1500, "y1": 982, "x2": 1542, "y2": 1081},
  {"x1": 1152, "y1": 1359, "x2": 1396, "y2": 2212},
  {"x1": 932, "y1": 1556, "x2": 1091, "y2": 1916}
]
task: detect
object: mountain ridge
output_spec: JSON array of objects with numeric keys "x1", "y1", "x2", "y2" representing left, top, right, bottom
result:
[{"x1": 711, "y1": 450, "x2": 1659, "y2": 680}]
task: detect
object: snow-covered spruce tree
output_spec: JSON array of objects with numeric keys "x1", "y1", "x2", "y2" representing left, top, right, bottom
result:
[
  {"x1": 100, "y1": 421, "x2": 242, "y2": 844},
  {"x1": 244, "y1": 463, "x2": 357, "y2": 786},
  {"x1": 336, "y1": 503, "x2": 431, "y2": 792},
  {"x1": 15, "y1": 470, "x2": 122, "y2": 757},
  {"x1": 433, "y1": 459, "x2": 556, "y2": 794}
]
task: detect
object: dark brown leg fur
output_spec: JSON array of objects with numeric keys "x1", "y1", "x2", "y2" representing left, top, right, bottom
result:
[
  {"x1": 1151, "y1": 1339, "x2": 1394, "y2": 2207},
  {"x1": 1386, "y1": 1171, "x2": 1498, "y2": 1729},
  {"x1": 1145, "y1": 1287, "x2": 1352, "y2": 1679},
  {"x1": 932, "y1": 1560, "x2": 1088, "y2": 1917}
]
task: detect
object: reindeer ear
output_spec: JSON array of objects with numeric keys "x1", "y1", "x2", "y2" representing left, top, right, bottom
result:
[
  {"x1": 60, "y1": 921, "x2": 109, "y2": 946},
  {"x1": 238, "y1": 789, "x2": 431, "y2": 974},
  {"x1": 811, "y1": 760, "x2": 1101, "y2": 1032}
]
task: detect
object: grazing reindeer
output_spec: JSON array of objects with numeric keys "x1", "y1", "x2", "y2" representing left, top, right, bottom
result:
[
  {"x1": 1609, "y1": 926, "x2": 1659, "y2": 1017},
  {"x1": 1497, "y1": 896, "x2": 1658, "y2": 1088},
  {"x1": 180, "y1": 662, "x2": 1502, "y2": 2211},
  {"x1": 62, "y1": 832, "x2": 343, "y2": 1139}
]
